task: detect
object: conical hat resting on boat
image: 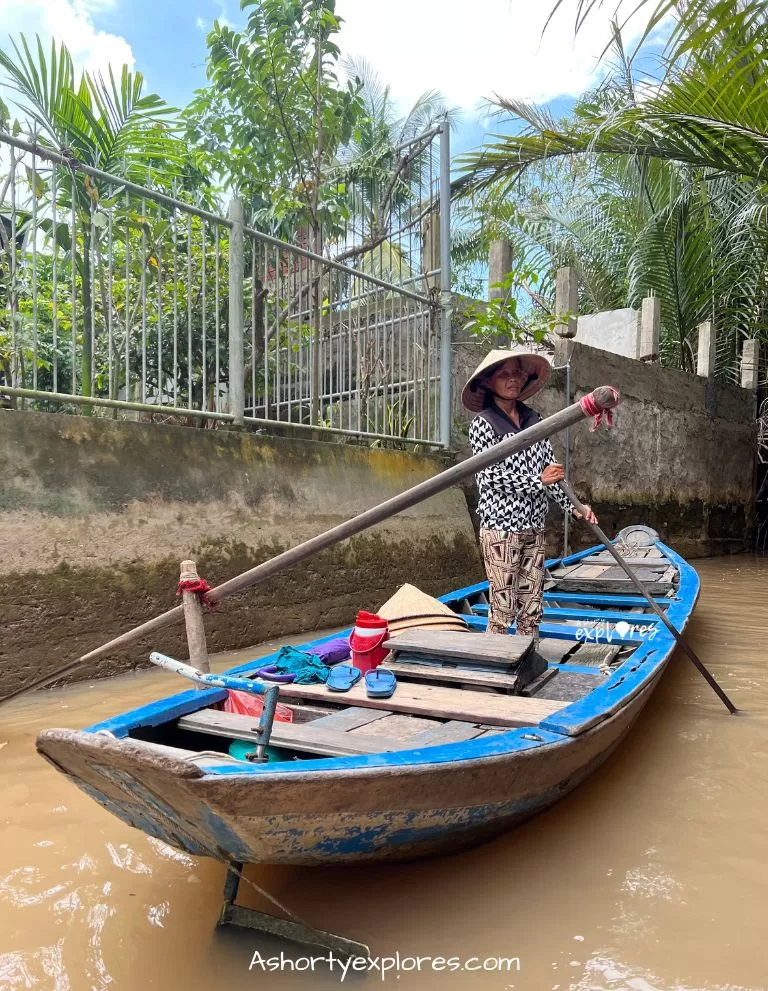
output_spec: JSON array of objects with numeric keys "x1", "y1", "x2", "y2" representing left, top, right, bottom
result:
[
  {"x1": 378, "y1": 584, "x2": 460, "y2": 622},
  {"x1": 386, "y1": 613, "x2": 467, "y2": 628},
  {"x1": 386, "y1": 617, "x2": 468, "y2": 635}
]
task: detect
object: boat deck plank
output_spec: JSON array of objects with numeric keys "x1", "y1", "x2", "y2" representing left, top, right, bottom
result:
[
  {"x1": 349, "y1": 714, "x2": 438, "y2": 739},
  {"x1": 532, "y1": 670, "x2": 606, "y2": 702},
  {"x1": 383, "y1": 631, "x2": 533, "y2": 666},
  {"x1": 273, "y1": 680, "x2": 569, "y2": 727},
  {"x1": 382, "y1": 660, "x2": 520, "y2": 691},
  {"x1": 178, "y1": 710, "x2": 400, "y2": 757},
  {"x1": 567, "y1": 644, "x2": 622, "y2": 667},
  {"x1": 309, "y1": 707, "x2": 393, "y2": 732},
  {"x1": 536, "y1": 639, "x2": 577, "y2": 664},
  {"x1": 550, "y1": 579, "x2": 675, "y2": 594},
  {"x1": 410, "y1": 721, "x2": 487, "y2": 746}
]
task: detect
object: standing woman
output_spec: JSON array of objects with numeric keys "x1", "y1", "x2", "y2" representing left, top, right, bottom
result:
[{"x1": 462, "y1": 349, "x2": 598, "y2": 640}]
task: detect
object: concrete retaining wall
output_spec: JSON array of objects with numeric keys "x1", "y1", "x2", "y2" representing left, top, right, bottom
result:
[{"x1": 0, "y1": 412, "x2": 483, "y2": 695}]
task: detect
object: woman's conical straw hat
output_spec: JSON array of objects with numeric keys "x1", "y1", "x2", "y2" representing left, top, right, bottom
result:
[
  {"x1": 378, "y1": 584, "x2": 460, "y2": 622},
  {"x1": 461, "y1": 348, "x2": 552, "y2": 413},
  {"x1": 386, "y1": 619, "x2": 468, "y2": 636},
  {"x1": 387, "y1": 614, "x2": 468, "y2": 629}
]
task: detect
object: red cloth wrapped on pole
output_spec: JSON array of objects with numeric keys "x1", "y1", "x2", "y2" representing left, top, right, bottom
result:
[
  {"x1": 579, "y1": 386, "x2": 620, "y2": 431},
  {"x1": 177, "y1": 576, "x2": 217, "y2": 611}
]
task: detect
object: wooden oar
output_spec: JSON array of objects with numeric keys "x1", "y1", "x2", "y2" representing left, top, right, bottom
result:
[
  {"x1": 0, "y1": 386, "x2": 620, "y2": 707},
  {"x1": 559, "y1": 480, "x2": 738, "y2": 714}
]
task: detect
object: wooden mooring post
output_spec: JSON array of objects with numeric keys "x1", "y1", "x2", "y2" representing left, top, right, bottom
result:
[{"x1": 179, "y1": 560, "x2": 210, "y2": 686}]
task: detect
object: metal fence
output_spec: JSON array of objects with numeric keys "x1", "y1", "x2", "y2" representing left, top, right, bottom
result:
[{"x1": 0, "y1": 126, "x2": 451, "y2": 446}]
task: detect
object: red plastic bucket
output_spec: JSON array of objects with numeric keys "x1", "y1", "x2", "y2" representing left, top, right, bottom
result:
[{"x1": 349, "y1": 612, "x2": 389, "y2": 674}]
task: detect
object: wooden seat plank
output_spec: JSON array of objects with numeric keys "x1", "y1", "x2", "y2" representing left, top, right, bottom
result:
[
  {"x1": 567, "y1": 644, "x2": 621, "y2": 667},
  {"x1": 382, "y1": 660, "x2": 520, "y2": 691},
  {"x1": 309, "y1": 707, "x2": 392, "y2": 732},
  {"x1": 273, "y1": 680, "x2": 568, "y2": 727},
  {"x1": 352, "y1": 714, "x2": 438, "y2": 740},
  {"x1": 178, "y1": 710, "x2": 400, "y2": 757},
  {"x1": 384, "y1": 630, "x2": 533, "y2": 666},
  {"x1": 410, "y1": 720, "x2": 486, "y2": 746},
  {"x1": 536, "y1": 639, "x2": 576, "y2": 664},
  {"x1": 550, "y1": 579, "x2": 675, "y2": 594}
]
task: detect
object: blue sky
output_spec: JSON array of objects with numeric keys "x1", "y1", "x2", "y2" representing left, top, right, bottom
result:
[{"x1": 0, "y1": 0, "x2": 653, "y2": 157}]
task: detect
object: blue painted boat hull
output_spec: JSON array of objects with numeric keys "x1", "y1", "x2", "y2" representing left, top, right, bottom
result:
[{"x1": 36, "y1": 538, "x2": 698, "y2": 866}]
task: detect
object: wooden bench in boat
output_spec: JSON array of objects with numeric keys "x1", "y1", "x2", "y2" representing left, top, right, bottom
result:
[
  {"x1": 178, "y1": 710, "x2": 405, "y2": 757},
  {"x1": 265, "y1": 680, "x2": 567, "y2": 727},
  {"x1": 383, "y1": 630, "x2": 534, "y2": 666},
  {"x1": 381, "y1": 630, "x2": 547, "y2": 694},
  {"x1": 178, "y1": 689, "x2": 567, "y2": 757},
  {"x1": 382, "y1": 660, "x2": 523, "y2": 691},
  {"x1": 547, "y1": 560, "x2": 677, "y2": 595}
]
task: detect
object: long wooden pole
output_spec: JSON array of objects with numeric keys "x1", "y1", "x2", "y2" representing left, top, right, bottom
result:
[
  {"x1": 559, "y1": 480, "x2": 738, "y2": 714},
  {"x1": 1, "y1": 387, "x2": 619, "y2": 706}
]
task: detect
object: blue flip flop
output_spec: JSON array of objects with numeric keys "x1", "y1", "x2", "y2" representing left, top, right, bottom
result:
[
  {"x1": 365, "y1": 667, "x2": 397, "y2": 699},
  {"x1": 326, "y1": 664, "x2": 362, "y2": 692}
]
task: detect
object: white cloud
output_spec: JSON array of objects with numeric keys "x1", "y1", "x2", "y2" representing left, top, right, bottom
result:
[
  {"x1": 196, "y1": 16, "x2": 207, "y2": 32},
  {"x1": 0, "y1": 0, "x2": 135, "y2": 79},
  {"x1": 336, "y1": 0, "x2": 652, "y2": 115}
]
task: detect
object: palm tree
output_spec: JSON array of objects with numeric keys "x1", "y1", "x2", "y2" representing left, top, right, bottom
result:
[
  {"x1": 0, "y1": 35, "x2": 185, "y2": 399},
  {"x1": 455, "y1": 3, "x2": 768, "y2": 378}
]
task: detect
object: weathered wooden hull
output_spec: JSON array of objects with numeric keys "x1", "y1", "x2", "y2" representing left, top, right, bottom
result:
[
  {"x1": 37, "y1": 539, "x2": 698, "y2": 867},
  {"x1": 38, "y1": 676, "x2": 654, "y2": 864}
]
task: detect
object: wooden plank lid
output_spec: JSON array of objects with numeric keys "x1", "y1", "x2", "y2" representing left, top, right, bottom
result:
[{"x1": 383, "y1": 630, "x2": 534, "y2": 666}]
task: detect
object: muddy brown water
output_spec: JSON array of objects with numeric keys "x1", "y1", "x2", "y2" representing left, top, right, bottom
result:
[{"x1": 1, "y1": 555, "x2": 766, "y2": 991}]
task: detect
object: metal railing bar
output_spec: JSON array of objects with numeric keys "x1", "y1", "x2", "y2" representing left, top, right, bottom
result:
[
  {"x1": 0, "y1": 386, "x2": 234, "y2": 420},
  {"x1": 243, "y1": 223, "x2": 431, "y2": 304},
  {"x1": 0, "y1": 131, "x2": 235, "y2": 229}
]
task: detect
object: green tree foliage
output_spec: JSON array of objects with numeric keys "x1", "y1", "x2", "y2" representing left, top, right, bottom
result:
[
  {"x1": 0, "y1": 36, "x2": 194, "y2": 402},
  {"x1": 455, "y1": 2, "x2": 768, "y2": 379},
  {"x1": 184, "y1": 0, "x2": 363, "y2": 243}
]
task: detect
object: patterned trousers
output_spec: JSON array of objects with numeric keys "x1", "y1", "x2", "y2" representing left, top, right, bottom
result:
[{"x1": 479, "y1": 527, "x2": 547, "y2": 637}]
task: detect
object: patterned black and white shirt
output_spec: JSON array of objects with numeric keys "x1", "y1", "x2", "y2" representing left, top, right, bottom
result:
[{"x1": 469, "y1": 402, "x2": 576, "y2": 532}]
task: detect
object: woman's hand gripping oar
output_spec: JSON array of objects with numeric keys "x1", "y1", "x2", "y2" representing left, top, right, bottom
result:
[{"x1": 559, "y1": 479, "x2": 738, "y2": 715}]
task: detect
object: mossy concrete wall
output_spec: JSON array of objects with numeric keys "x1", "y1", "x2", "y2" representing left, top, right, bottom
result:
[
  {"x1": 452, "y1": 338, "x2": 757, "y2": 559},
  {"x1": 0, "y1": 411, "x2": 483, "y2": 695}
]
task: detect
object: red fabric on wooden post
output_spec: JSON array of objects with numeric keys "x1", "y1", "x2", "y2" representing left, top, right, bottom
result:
[{"x1": 177, "y1": 577, "x2": 217, "y2": 611}]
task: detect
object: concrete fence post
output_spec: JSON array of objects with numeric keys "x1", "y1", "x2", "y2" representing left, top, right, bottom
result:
[
  {"x1": 488, "y1": 240, "x2": 513, "y2": 300},
  {"x1": 741, "y1": 338, "x2": 760, "y2": 390},
  {"x1": 696, "y1": 320, "x2": 716, "y2": 377},
  {"x1": 555, "y1": 267, "x2": 578, "y2": 338},
  {"x1": 639, "y1": 297, "x2": 660, "y2": 361},
  {"x1": 228, "y1": 196, "x2": 245, "y2": 426}
]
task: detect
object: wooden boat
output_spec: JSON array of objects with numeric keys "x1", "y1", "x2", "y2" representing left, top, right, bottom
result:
[{"x1": 37, "y1": 524, "x2": 699, "y2": 873}]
